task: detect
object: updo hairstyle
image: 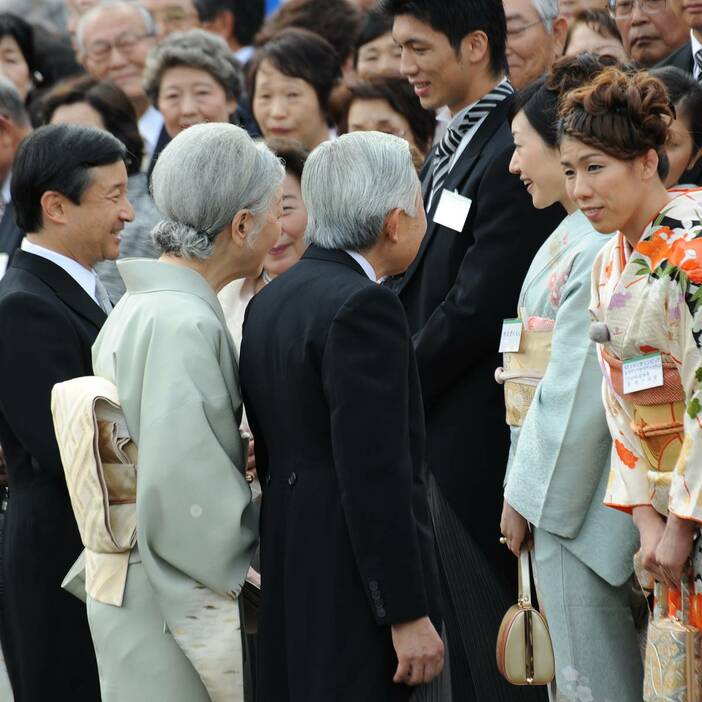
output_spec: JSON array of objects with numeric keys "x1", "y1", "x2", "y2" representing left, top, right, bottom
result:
[{"x1": 558, "y1": 67, "x2": 673, "y2": 179}]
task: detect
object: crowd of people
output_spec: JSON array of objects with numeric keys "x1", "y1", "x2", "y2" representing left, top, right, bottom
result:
[{"x1": 0, "y1": 0, "x2": 700, "y2": 700}]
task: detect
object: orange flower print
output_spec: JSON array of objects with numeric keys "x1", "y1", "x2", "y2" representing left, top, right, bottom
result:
[
  {"x1": 636, "y1": 228, "x2": 673, "y2": 269},
  {"x1": 615, "y1": 439, "x2": 638, "y2": 469},
  {"x1": 669, "y1": 238, "x2": 702, "y2": 284}
]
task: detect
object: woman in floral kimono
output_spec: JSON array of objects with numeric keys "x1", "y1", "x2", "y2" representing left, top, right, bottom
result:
[
  {"x1": 86, "y1": 123, "x2": 284, "y2": 701},
  {"x1": 560, "y1": 69, "x2": 702, "y2": 611},
  {"x1": 499, "y1": 54, "x2": 642, "y2": 701}
]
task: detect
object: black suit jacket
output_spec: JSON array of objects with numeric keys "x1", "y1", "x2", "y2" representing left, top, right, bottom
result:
[
  {"x1": 657, "y1": 41, "x2": 693, "y2": 73},
  {"x1": 240, "y1": 246, "x2": 440, "y2": 702},
  {"x1": 0, "y1": 250, "x2": 102, "y2": 700},
  {"x1": 398, "y1": 95, "x2": 565, "y2": 587},
  {"x1": 0, "y1": 201, "x2": 23, "y2": 260}
]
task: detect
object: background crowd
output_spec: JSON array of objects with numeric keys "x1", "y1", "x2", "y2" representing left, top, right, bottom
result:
[{"x1": 0, "y1": 0, "x2": 700, "y2": 700}]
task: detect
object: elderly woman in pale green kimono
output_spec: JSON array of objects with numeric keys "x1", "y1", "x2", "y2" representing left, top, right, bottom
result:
[
  {"x1": 497, "y1": 56, "x2": 642, "y2": 702},
  {"x1": 87, "y1": 123, "x2": 284, "y2": 701}
]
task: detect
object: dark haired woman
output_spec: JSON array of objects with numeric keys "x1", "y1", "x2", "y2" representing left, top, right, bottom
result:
[
  {"x1": 40, "y1": 75, "x2": 160, "y2": 302},
  {"x1": 650, "y1": 66, "x2": 702, "y2": 187},
  {"x1": 499, "y1": 54, "x2": 642, "y2": 700},
  {"x1": 562, "y1": 68, "x2": 702, "y2": 634},
  {"x1": 564, "y1": 9, "x2": 627, "y2": 62},
  {"x1": 250, "y1": 28, "x2": 342, "y2": 151},
  {"x1": 344, "y1": 78, "x2": 436, "y2": 166},
  {"x1": 0, "y1": 13, "x2": 39, "y2": 103},
  {"x1": 354, "y1": 10, "x2": 401, "y2": 81}
]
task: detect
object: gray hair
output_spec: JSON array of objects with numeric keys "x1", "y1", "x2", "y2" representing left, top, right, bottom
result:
[
  {"x1": 143, "y1": 29, "x2": 243, "y2": 104},
  {"x1": 0, "y1": 76, "x2": 29, "y2": 127},
  {"x1": 303, "y1": 132, "x2": 419, "y2": 252},
  {"x1": 76, "y1": 0, "x2": 156, "y2": 55},
  {"x1": 150, "y1": 122, "x2": 284, "y2": 260},
  {"x1": 531, "y1": 0, "x2": 560, "y2": 33}
]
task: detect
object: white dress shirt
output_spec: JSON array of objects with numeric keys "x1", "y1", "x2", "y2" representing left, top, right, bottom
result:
[
  {"x1": 1, "y1": 173, "x2": 10, "y2": 207},
  {"x1": 138, "y1": 105, "x2": 165, "y2": 163},
  {"x1": 691, "y1": 30, "x2": 702, "y2": 80},
  {"x1": 345, "y1": 250, "x2": 378, "y2": 282},
  {"x1": 21, "y1": 238, "x2": 100, "y2": 304}
]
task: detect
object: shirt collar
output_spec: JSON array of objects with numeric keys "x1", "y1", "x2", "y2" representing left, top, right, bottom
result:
[
  {"x1": 234, "y1": 45, "x2": 254, "y2": 64},
  {"x1": 138, "y1": 106, "x2": 165, "y2": 160},
  {"x1": 21, "y1": 238, "x2": 98, "y2": 301},
  {"x1": 1, "y1": 172, "x2": 11, "y2": 205},
  {"x1": 344, "y1": 250, "x2": 378, "y2": 282}
]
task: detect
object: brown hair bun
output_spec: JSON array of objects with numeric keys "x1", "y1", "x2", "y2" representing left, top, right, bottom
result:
[{"x1": 558, "y1": 67, "x2": 672, "y2": 167}]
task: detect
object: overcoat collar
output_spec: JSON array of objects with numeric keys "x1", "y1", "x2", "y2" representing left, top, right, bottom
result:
[
  {"x1": 302, "y1": 245, "x2": 368, "y2": 278},
  {"x1": 11, "y1": 249, "x2": 106, "y2": 329}
]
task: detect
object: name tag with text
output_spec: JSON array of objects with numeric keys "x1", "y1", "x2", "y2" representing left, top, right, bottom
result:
[
  {"x1": 622, "y1": 352, "x2": 663, "y2": 394},
  {"x1": 433, "y1": 190, "x2": 472, "y2": 233},
  {"x1": 499, "y1": 318, "x2": 523, "y2": 353}
]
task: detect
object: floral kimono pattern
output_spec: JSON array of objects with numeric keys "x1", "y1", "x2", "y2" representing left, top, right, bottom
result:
[{"x1": 591, "y1": 189, "x2": 702, "y2": 522}]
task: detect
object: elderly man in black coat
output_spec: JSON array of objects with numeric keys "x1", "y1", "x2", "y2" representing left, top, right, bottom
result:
[{"x1": 240, "y1": 132, "x2": 443, "y2": 702}]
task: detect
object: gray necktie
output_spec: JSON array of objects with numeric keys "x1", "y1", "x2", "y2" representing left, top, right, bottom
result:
[{"x1": 94, "y1": 276, "x2": 113, "y2": 314}]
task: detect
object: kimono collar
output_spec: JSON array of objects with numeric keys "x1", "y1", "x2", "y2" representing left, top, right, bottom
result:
[{"x1": 117, "y1": 259, "x2": 224, "y2": 320}]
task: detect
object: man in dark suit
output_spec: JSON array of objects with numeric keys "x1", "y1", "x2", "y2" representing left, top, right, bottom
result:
[
  {"x1": 380, "y1": 1, "x2": 564, "y2": 699},
  {"x1": 0, "y1": 124, "x2": 134, "y2": 701},
  {"x1": 0, "y1": 76, "x2": 31, "y2": 264},
  {"x1": 240, "y1": 132, "x2": 443, "y2": 702}
]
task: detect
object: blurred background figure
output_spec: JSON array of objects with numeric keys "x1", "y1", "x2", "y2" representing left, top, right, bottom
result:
[
  {"x1": 354, "y1": 10, "x2": 401, "y2": 80},
  {"x1": 503, "y1": 0, "x2": 567, "y2": 89},
  {"x1": 254, "y1": 0, "x2": 362, "y2": 77},
  {"x1": 0, "y1": 76, "x2": 31, "y2": 263},
  {"x1": 195, "y1": 0, "x2": 265, "y2": 66},
  {"x1": 342, "y1": 78, "x2": 436, "y2": 168},
  {"x1": 39, "y1": 75, "x2": 161, "y2": 301},
  {"x1": 249, "y1": 28, "x2": 341, "y2": 150},
  {"x1": 650, "y1": 66, "x2": 702, "y2": 186},
  {"x1": 658, "y1": 0, "x2": 699, "y2": 76},
  {"x1": 65, "y1": 0, "x2": 98, "y2": 47},
  {"x1": 611, "y1": 0, "x2": 688, "y2": 67},
  {"x1": 0, "y1": 14, "x2": 41, "y2": 104},
  {"x1": 77, "y1": 0, "x2": 164, "y2": 170},
  {"x1": 559, "y1": 0, "x2": 608, "y2": 24},
  {"x1": 564, "y1": 9, "x2": 628, "y2": 60},
  {"x1": 141, "y1": 0, "x2": 199, "y2": 40},
  {"x1": 219, "y1": 137, "x2": 308, "y2": 350},
  {"x1": 143, "y1": 29, "x2": 242, "y2": 138}
]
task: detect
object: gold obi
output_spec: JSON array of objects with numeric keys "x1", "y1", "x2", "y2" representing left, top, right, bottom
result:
[
  {"x1": 51, "y1": 376, "x2": 137, "y2": 607},
  {"x1": 601, "y1": 349, "x2": 684, "y2": 513},
  {"x1": 495, "y1": 327, "x2": 553, "y2": 427}
]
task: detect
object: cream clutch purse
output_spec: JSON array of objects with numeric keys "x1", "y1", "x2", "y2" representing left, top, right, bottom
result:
[{"x1": 496, "y1": 550, "x2": 555, "y2": 686}]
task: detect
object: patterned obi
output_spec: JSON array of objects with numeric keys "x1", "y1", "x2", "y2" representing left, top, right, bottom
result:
[
  {"x1": 601, "y1": 348, "x2": 684, "y2": 513},
  {"x1": 51, "y1": 376, "x2": 137, "y2": 607},
  {"x1": 495, "y1": 326, "x2": 553, "y2": 427}
]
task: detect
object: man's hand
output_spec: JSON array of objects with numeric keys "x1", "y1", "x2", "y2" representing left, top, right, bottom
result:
[
  {"x1": 655, "y1": 513, "x2": 696, "y2": 588},
  {"x1": 391, "y1": 616, "x2": 444, "y2": 686},
  {"x1": 500, "y1": 499, "x2": 531, "y2": 556}
]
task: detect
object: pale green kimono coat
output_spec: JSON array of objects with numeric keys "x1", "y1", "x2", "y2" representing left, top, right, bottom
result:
[{"x1": 88, "y1": 259, "x2": 258, "y2": 702}]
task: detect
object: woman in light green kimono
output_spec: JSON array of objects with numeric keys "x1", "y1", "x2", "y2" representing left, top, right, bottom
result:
[
  {"x1": 88, "y1": 123, "x2": 284, "y2": 702},
  {"x1": 497, "y1": 56, "x2": 642, "y2": 701}
]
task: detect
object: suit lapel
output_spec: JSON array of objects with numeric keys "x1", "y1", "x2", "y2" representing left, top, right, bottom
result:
[
  {"x1": 399, "y1": 98, "x2": 513, "y2": 295},
  {"x1": 11, "y1": 250, "x2": 106, "y2": 330}
]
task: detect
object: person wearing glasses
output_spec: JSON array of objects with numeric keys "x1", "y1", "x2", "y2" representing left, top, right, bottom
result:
[
  {"x1": 657, "y1": 0, "x2": 702, "y2": 76},
  {"x1": 77, "y1": 0, "x2": 168, "y2": 171},
  {"x1": 611, "y1": 0, "x2": 688, "y2": 67},
  {"x1": 503, "y1": 0, "x2": 568, "y2": 90},
  {"x1": 564, "y1": 8, "x2": 628, "y2": 60}
]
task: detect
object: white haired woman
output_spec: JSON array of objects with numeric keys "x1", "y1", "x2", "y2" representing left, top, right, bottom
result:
[{"x1": 86, "y1": 122, "x2": 284, "y2": 702}]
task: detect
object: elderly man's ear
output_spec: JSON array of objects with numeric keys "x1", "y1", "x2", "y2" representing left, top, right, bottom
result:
[
  {"x1": 383, "y1": 208, "x2": 403, "y2": 245},
  {"x1": 552, "y1": 16, "x2": 569, "y2": 59}
]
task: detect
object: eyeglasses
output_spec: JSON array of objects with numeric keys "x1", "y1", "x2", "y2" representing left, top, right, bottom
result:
[
  {"x1": 84, "y1": 31, "x2": 153, "y2": 62},
  {"x1": 506, "y1": 19, "x2": 547, "y2": 39},
  {"x1": 609, "y1": 0, "x2": 666, "y2": 17}
]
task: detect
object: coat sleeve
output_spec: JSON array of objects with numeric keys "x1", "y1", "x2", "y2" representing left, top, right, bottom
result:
[
  {"x1": 0, "y1": 291, "x2": 87, "y2": 476},
  {"x1": 322, "y1": 284, "x2": 429, "y2": 626},
  {"x1": 125, "y1": 313, "x2": 258, "y2": 597},
  {"x1": 412, "y1": 144, "x2": 563, "y2": 408},
  {"x1": 505, "y1": 236, "x2": 612, "y2": 537}
]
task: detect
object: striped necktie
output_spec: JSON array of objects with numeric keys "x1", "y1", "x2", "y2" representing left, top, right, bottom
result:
[
  {"x1": 429, "y1": 80, "x2": 514, "y2": 208},
  {"x1": 696, "y1": 49, "x2": 702, "y2": 81}
]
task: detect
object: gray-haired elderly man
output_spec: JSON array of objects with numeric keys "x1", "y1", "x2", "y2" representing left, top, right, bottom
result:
[
  {"x1": 240, "y1": 131, "x2": 444, "y2": 702},
  {"x1": 0, "y1": 76, "x2": 31, "y2": 265},
  {"x1": 504, "y1": 0, "x2": 568, "y2": 89}
]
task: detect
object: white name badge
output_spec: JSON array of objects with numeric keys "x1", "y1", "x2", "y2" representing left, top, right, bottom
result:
[
  {"x1": 622, "y1": 352, "x2": 664, "y2": 394},
  {"x1": 433, "y1": 190, "x2": 472, "y2": 233},
  {"x1": 499, "y1": 318, "x2": 523, "y2": 353},
  {"x1": 0, "y1": 254, "x2": 7, "y2": 280}
]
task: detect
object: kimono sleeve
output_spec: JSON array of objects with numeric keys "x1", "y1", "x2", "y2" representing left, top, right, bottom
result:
[{"x1": 129, "y1": 313, "x2": 258, "y2": 597}]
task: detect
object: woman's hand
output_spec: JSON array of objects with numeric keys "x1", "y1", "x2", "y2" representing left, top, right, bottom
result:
[
  {"x1": 500, "y1": 500, "x2": 531, "y2": 556},
  {"x1": 245, "y1": 438, "x2": 257, "y2": 483},
  {"x1": 655, "y1": 513, "x2": 696, "y2": 588},
  {"x1": 632, "y1": 505, "x2": 668, "y2": 584}
]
